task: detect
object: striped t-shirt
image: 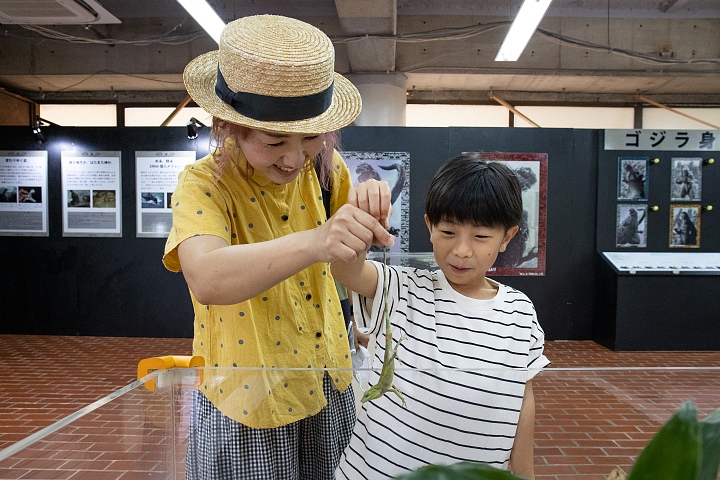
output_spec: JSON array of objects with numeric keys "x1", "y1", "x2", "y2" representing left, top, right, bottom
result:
[{"x1": 337, "y1": 261, "x2": 550, "y2": 479}]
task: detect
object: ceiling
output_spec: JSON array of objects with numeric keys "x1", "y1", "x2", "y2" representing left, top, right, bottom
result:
[{"x1": 1, "y1": 0, "x2": 719, "y2": 108}]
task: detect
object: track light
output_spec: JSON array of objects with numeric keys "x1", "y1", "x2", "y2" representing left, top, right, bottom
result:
[
  {"x1": 32, "y1": 120, "x2": 47, "y2": 144},
  {"x1": 187, "y1": 117, "x2": 207, "y2": 139}
]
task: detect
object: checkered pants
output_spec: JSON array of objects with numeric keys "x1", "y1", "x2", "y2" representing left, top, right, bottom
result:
[{"x1": 185, "y1": 373, "x2": 356, "y2": 480}]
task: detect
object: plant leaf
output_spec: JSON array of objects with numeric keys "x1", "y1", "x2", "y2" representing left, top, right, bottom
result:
[
  {"x1": 627, "y1": 401, "x2": 701, "y2": 480},
  {"x1": 698, "y1": 408, "x2": 720, "y2": 480},
  {"x1": 391, "y1": 461, "x2": 525, "y2": 480}
]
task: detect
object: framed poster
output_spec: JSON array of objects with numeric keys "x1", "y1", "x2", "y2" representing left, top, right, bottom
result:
[
  {"x1": 342, "y1": 151, "x2": 410, "y2": 253},
  {"x1": 473, "y1": 152, "x2": 548, "y2": 277},
  {"x1": 61, "y1": 151, "x2": 122, "y2": 237},
  {"x1": 670, "y1": 157, "x2": 702, "y2": 202},
  {"x1": 669, "y1": 204, "x2": 701, "y2": 248},
  {"x1": 616, "y1": 204, "x2": 647, "y2": 248},
  {"x1": 618, "y1": 157, "x2": 649, "y2": 201},
  {"x1": 0, "y1": 150, "x2": 49, "y2": 236},
  {"x1": 135, "y1": 151, "x2": 197, "y2": 238}
]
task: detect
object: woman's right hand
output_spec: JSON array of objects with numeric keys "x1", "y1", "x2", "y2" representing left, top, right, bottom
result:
[{"x1": 313, "y1": 203, "x2": 394, "y2": 264}]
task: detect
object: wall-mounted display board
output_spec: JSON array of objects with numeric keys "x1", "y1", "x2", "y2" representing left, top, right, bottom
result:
[
  {"x1": 0, "y1": 150, "x2": 48, "y2": 236},
  {"x1": 61, "y1": 151, "x2": 122, "y2": 237},
  {"x1": 598, "y1": 129, "x2": 718, "y2": 253},
  {"x1": 473, "y1": 152, "x2": 547, "y2": 277},
  {"x1": 595, "y1": 130, "x2": 720, "y2": 350},
  {"x1": 344, "y1": 151, "x2": 410, "y2": 253},
  {"x1": 135, "y1": 150, "x2": 197, "y2": 238}
]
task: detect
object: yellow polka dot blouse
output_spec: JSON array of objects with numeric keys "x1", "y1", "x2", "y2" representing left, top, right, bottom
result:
[{"x1": 163, "y1": 149, "x2": 353, "y2": 428}]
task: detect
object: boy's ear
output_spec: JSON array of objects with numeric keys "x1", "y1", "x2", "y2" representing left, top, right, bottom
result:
[
  {"x1": 500, "y1": 225, "x2": 519, "y2": 252},
  {"x1": 424, "y1": 214, "x2": 432, "y2": 234}
]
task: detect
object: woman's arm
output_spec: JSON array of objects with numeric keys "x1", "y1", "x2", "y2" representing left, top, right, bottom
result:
[
  {"x1": 179, "y1": 203, "x2": 392, "y2": 305},
  {"x1": 509, "y1": 380, "x2": 536, "y2": 479}
]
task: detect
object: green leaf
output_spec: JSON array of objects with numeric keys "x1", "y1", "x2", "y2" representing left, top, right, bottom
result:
[
  {"x1": 391, "y1": 461, "x2": 524, "y2": 480},
  {"x1": 627, "y1": 401, "x2": 701, "y2": 480},
  {"x1": 698, "y1": 408, "x2": 720, "y2": 480}
]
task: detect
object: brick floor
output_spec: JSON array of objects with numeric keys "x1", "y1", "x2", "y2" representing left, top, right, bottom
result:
[{"x1": 0, "y1": 335, "x2": 719, "y2": 479}]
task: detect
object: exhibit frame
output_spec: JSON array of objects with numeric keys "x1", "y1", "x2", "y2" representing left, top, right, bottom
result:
[
  {"x1": 669, "y1": 204, "x2": 701, "y2": 249},
  {"x1": 135, "y1": 151, "x2": 197, "y2": 238},
  {"x1": 0, "y1": 150, "x2": 49, "y2": 236},
  {"x1": 473, "y1": 152, "x2": 548, "y2": 277},
  {"x1": 617, "y1": 156, "x2": 649, "y2": 201},
  {"x1": 61, "y1": 151, "x2": 122, "y2": 237},
  {"x1": 670, "y1": 157, "x2": 702, "y2": 202},
  {"x1": 616, "y1": 204, "x2": 648, "y2": 248},
  {"x1": 342, "y1": 151, "x2": 410, "y2": 253}
]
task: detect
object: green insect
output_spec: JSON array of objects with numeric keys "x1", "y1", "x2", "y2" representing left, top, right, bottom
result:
[{"x1": 360, "y1": 248, "x2": 406, "y2": 407}]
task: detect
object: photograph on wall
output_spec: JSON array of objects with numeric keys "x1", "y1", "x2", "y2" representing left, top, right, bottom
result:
[
  {"x1": 135, "y1": 151, "x2": 197, "y2": 238},
  {"x1": 0, "y1": 150, "x2": 49, "y2": 236},
  {"x1": 473, "y1": 152, "x2": 548, "y2": 276},
  {"x1": 617, "y1": 156, "x2": 649, "y2": 201},
  {"x1": 616, "y1": 204, "x2": 647, "y2": 248},
  {"x1": 670, "y1": 157, "x2": 702, "y2": 202},
  {"x1": 669, "y1": 204, "x2": 701, "y2": 248},
  {"x1": 61, "y1": 151, "x2": 122, "y2": 237},
  {"x1": 342, "y1": 151, "x2": 409, "y2": 253}
]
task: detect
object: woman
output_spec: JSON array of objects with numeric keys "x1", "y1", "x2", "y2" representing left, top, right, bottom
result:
[{"x1": 163, "y1": 15, "x2": 393, "y2": 480}]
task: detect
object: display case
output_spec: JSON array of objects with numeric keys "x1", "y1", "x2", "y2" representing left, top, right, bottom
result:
[{"x1": 595, "y1": 252, "x2": 720, "y2": 350}]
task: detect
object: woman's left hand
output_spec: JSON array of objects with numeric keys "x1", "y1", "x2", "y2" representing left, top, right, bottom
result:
[{"x1": 348, "y1": 179, "x2": 392, "y2": 230}]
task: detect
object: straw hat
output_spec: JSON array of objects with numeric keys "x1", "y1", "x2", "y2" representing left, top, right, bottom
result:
[{"x1": 183, "y1": 15, "x2": 362, "y2": 134}]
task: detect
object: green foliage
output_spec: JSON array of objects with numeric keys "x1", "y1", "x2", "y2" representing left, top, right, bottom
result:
[
  {"x1": 626, "y1": 401, "x2": 720, "y2": 480},
  {"x1": 698, "y1": 408, "x2": 720, "y2": 480},
  {"x1": 627, "y1": 401, "x2": 701, "y2": 480}
]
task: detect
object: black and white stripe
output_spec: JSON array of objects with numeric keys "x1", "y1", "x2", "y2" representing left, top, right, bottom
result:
[{"x1": 338, "y1": 262, "x2": 550, "y2": 479}]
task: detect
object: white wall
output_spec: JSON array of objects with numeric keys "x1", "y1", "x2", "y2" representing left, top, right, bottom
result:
[{"x1": 39, "y1": 103, "x2": 720, "y2": 130}]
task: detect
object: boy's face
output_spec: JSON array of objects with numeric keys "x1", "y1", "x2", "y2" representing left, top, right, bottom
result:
[{"x1": 425, "y1": 215, "x2": 518, "y2": 299}]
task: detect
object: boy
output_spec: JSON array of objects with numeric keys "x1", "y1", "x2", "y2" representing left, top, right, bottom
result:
[{"x1": 332, "y1": 154, "x2": 550, "y2": 479}]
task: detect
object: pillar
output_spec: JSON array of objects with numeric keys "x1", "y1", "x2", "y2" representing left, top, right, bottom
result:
[{"x1": 346, "y1": 73, "x2": 407, "y2": 126}]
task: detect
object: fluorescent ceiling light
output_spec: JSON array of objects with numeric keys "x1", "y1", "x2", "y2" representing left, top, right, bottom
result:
[
  {"x1": 177, "y1": 0, "x2": 225, "y2": 44},
  {"x1": 495, "y1": 0, "x2": 553, "y2": 62}
]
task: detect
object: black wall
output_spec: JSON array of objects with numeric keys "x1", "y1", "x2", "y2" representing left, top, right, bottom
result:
[{"x1": 1, "y1": 125, "x2": 599, "y2": 340}]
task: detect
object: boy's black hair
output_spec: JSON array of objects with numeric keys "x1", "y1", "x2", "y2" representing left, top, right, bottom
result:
[{"x1": 425, "y1": 153, "x2": 523, "y2": 231}]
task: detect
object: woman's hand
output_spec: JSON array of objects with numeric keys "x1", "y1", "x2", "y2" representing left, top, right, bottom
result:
[
  {"x1": 348, "y1": 179, "x2": 392, "y2": 229},
  {"x1": 312, "y1": 203, "x2": 394, "y2": 265}
]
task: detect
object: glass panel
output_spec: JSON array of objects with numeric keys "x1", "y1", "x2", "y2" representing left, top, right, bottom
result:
[{"x1": 1, "y1": 367, "x2": 718, "y2": 479}]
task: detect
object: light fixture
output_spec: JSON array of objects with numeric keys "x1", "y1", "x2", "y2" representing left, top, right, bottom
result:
[
  {"x1": 32, "y1": 119, "x2": 47, "y2": 144},
  {"x1": 495, "y1": 0, "x2": 554, "y2": 62},
  {"x1": 176, "y1": 0, "x2": 225, "y2": 44},
  {"x1": 187, "y1": 117, "x2": 207, "y2": 139}
]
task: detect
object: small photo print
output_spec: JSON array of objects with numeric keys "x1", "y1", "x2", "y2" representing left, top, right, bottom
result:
[
  {"x1": 616, "y1": 204, "x2": 647, "y2": 248},
  {"x1": 670, "y1": 204, "x2": 700, "y2": 248},
  {"x1": 670, "y1": 157, "x2": 702, "y2": 201},
  {"x1": 18, "y1": 186, "x2": 42, "y2": 203},
  {"x1": 68, "y1": 189, "x2": 91, "y2": 207},
  {"x1": 141, "y1": 192, "x2": 164, "y2": 208},
  {"x1": 618, "y1": 157, "x2": 649, "y2": 201},
  {"x1": 0, "y1": 186, "x2": 17, "y2": 202},
  {"x1": 92, "y1": 190, "x2": 116, "y2": 208}
]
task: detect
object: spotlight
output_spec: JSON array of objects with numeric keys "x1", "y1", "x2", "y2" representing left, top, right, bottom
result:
[
  {"x1": 32, "y1": 120, "x2": 47, "y2": 144},
  {"x1": 187, "y1": 117, "x2": 207, "y2": 140}
]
